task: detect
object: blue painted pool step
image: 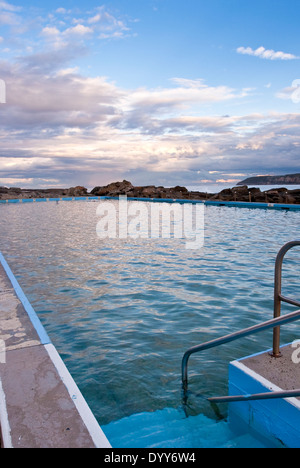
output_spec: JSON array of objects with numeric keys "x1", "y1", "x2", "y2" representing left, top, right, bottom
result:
[{"x1": 102, "y1": 407, "x2": 275, "y2": 448}]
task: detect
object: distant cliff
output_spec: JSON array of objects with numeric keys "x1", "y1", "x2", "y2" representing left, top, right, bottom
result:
[{"x1": 237, "y1": 173, "x2": 300, "y2": 186}]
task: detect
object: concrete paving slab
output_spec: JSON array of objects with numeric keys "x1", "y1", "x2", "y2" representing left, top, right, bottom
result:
[
  {"x1": 0, "y1": 263, "x2": 41, "y2": 352},
  {"x1": 0, "y1": 345, "x2": 98, "y2": 448}
]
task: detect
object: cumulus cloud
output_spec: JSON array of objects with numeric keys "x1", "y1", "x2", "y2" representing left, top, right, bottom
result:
[
  {"x1": 0, "y1": 61, "x2": 122, "y2": 130},
  {"x1": 16, "y1": 44, "x2": 89, "y2": 73},
  {"x1": 64, "y1": 24, "x2": 93, "y2": 36},
  {"x1": 116, "y1": 79, "x2": 251, "y2": 134},
  {"x1": 87, "y1": 6, "x2": 130, "y2": 39},
  {"x1": 237, "y1": 46, "x2": 299, "y2": 60},
  {"x1": 130, "y1": 79, "x2": 247, "y2": 109},
  {"x1": 0, "y1": 1, "x2": 21, "y2": 12}
]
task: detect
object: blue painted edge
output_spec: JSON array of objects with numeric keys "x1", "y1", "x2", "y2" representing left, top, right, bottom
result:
[
  {"x1": 0, "y1": 251, "x2": 51, "y2": 345},
  {"x1": 228, "y1": 358, "x2": 300, "y2": 447},
  {"x1": 101, "y1": 196, "x2": 300, "y2": 210},
  {"x1": 0, "y1": 196, "x2": 299, "y2": 210}
]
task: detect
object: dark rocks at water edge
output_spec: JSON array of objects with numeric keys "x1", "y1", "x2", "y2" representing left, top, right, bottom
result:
[
  {"x1": 91, "y1": 180, "x2": 300, "y2": 204},
  {"x1": 0, "y1": 186, "x2": 88, "y2": 200},
  {"x1": 1, "y1": 180, "x2": 300, "y2": 204}
]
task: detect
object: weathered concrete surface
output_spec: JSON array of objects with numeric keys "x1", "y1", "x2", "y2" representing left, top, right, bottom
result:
[
  {"x1": 0, "y1": 258, "x2": 111, "y2": 448},
  {"x1": 241, "y1": 344, "x2": 300, "y2": 396},
  {"x1": 0, "y1": 263, "x2": 41, "y2": 352},
  {"x1": 0, "y1": 346, "x2": 99, "y2": 448}
]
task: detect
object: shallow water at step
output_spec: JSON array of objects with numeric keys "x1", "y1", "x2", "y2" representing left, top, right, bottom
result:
[{"x1": 102, "y1": 407, "x2": 281, "y2": 448}]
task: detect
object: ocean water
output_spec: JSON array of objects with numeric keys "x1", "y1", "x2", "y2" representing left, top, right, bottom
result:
[{"x1": 0, "y1": 200, "x2": 299, "y2": 447}]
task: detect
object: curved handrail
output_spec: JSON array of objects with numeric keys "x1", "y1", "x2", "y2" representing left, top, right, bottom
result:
[
  {"x1": 272, "y1": 240, "x2": 300, "y2": 357},
  {"x1": 182, "y1": 241, "x2": 300, "y2": 391},
  {"x1": 182, "y1": 309, "x2": 300, "y2": 391}
]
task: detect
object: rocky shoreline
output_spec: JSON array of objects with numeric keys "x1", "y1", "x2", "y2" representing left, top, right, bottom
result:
[{"x1": 1, "y1": 180, "x2": 300, "y2": 204}]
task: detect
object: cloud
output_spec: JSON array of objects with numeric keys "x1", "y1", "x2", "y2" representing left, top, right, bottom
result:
[
  {"x1": 87, "y1": 6, "x2": 130, "y2": 39},
  {"x1": 42, "y1": 26, "x2": 60, "y2": 37},
  {"x1": 55, "y1": 8, "x2": 68, "y2": 15},
  {"x1": 1, "y1": 58, "x2": 299, "y2": 188},
  {"x1": 0, "y1": 61, "x2": 122, "y2": 130},
  {"x1": 44, "y1": 5, "x2": 132, "y2": 42},
  {"x1": 114, "y1": 79, "x2": 251, "y2": 135},
  {"x1": 3, "y1": 3, "x2": 132, "y2": 65},
  {"x1": 123, "y1": 79, "x2": 249, "y2": 115},
  {"x1": 16, "y1": 44, "x2": 89, "y2": 73},
  {"x1": 0, "y1": 1, "x2": 22, "y2": 12},
  {"x1": 237, "y1": 46, "x2": 299, "y2": 60},
  {"x1": 0, "y1": 0, "x2": 22, "y2": 26},
  {"x1": 64, "y1": 24, "x2": 93, "y2": 36},
  {"x1": 0, "y1": 4, "x2": 299, "y2": 189},
  {"x1": 40, "y1": 23, "x2": 93, "y2": 52}
]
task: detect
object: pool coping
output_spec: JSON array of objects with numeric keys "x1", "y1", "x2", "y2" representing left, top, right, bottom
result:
[
  {"x1": 0, "y1": 252, "x2": 111, "y2": 448},
  {"x1": 102, "y1": 196, "x2": 300, "y2": 210},
  {"x1": 228, "y1": 344, "x2": 300, "y2": 447}
]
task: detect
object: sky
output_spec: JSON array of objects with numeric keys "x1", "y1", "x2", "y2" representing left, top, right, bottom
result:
[{"x1": 0, "y1": 0, "x2": 299, "y2": 189}]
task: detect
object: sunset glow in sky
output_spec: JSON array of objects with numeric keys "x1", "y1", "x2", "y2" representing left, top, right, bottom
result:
[{"x1": 0, "y1": 0, "x2": 299, "y2": 189}]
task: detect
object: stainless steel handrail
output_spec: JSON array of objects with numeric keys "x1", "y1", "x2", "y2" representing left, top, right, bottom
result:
[
  {"x1": 182, "y1": 241, "x2": 300, "y2": 392},
  {"x1": 182, "y1": 308, "x2": 300, "y2": 391},
  {"x1": 271, "y1": 240, "x2": 300, "y2": 357},
  {"x1": 208, "y1": 389, "x2": 300, "y2": 404}
]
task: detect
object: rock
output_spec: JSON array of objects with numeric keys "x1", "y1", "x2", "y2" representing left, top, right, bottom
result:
[
  {"x1": 9, "y1": 187, "x2": 22, "y2": 193},
  {"x1": 238, "y1": 173, "x2": 300, "y2": 186},
  {"x1": 91, "y1": 180, "x2": 133, "y2": 196},
  {"x1": 66, "y1": 186, "x2": 88, "y2": 197},
  {"x1": 0, "y1": 181, "x2": 300, "y2": 204}
]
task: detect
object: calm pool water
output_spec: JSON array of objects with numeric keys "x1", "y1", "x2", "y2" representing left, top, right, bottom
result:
[{"x1": 0, "y1": 200, "x2": 299, "y2": 447}]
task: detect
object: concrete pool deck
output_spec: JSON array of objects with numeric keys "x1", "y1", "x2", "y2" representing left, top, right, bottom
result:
[
  {"x1": 0, "y1": 253, "x2": 111, "y2": 448},
  {"x1": 228, "y1": 344, "x2": 300, "y2": 447}
]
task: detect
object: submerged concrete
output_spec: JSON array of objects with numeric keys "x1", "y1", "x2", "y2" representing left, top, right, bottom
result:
[{"x1": 0, "y1": 253, "x2": 111, "y2": 448}]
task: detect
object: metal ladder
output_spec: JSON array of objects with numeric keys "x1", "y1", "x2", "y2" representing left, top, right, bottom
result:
[{"x1": 181, "y1": 240, "x2": 300, "y2": 403}]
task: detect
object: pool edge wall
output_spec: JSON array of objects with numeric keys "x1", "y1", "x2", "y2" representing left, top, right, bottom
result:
[
  {"x1": 1, "y1": 196, "x2": 300, "y2": 211},
  {"x1": 228, "y1": 348, "x2": 300, "y2": 448},
  {"x1": 0, "y1": 252, "x2": 111, "y2": 449}
]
